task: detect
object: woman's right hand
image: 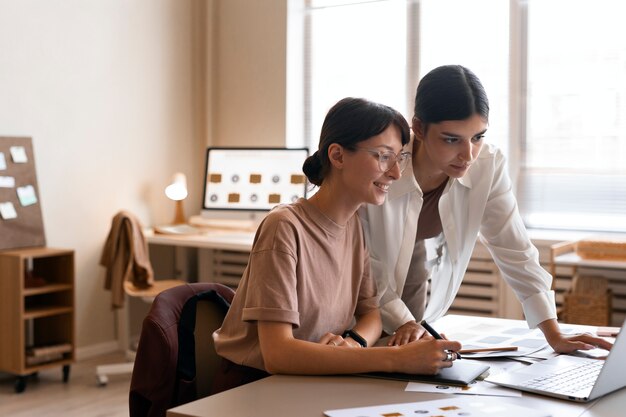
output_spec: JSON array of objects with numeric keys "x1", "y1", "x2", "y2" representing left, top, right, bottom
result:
[
  {"x1": 397, "y1": 338, "x2": 462, "y2": 375},
  {"x1": 387, "y1": 320, "x2": 428, "y2": 346}
]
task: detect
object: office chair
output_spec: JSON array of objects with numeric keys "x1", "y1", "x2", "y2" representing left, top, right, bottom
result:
[
  {"x1": 129, "y1": 282, "x2": 235, "y2": 417},
  {"x1": 97, "y1": 210, "x2": 186, "y2": 386},
  {"x1": 95, "y1": 279, "x2": 185, "y2": 385}
]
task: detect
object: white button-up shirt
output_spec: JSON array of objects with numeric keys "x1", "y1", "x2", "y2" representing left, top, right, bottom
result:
[{"x1": 360, "y1": 143, "x2": 557, "y2": 334}]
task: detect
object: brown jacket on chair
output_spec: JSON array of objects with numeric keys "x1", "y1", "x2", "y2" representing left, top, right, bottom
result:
[{"x1": 100, "y1": 210, "x2": 154, "y2": 308}]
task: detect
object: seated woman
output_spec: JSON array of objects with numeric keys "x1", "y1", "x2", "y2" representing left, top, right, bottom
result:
[{"x1": 212, "y1": 97, "x2": 462, "y2": 394}]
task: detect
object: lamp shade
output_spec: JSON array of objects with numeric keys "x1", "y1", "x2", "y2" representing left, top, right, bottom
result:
[{"x1": 165, "y1": 173, "x2": 188, "y2": 201}]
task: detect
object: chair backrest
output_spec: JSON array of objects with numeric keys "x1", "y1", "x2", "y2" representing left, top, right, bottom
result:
[
  {"x1": 194, "y1": 299, "x2": 227, "y2": 397},
  {"x1": 129, "y1": 282, "x2": 235, "y2": 417}
]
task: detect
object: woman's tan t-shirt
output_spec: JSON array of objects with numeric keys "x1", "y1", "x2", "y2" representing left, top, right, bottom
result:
[{"x1": 213, "y1": 198, "x2": 378, "y2": 371}]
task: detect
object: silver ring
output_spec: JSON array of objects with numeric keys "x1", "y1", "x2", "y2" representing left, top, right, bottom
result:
[
  {"x1": 444, "y1": 352, "x2": 453, "y2": 361},
  {"x1": 331, "y1": 340, "x2": 338, "y2": 346}
]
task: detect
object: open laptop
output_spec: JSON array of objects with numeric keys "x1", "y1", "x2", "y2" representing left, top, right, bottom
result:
[{"x1": 486, "y1": 319, "x2": 626, "y2": 402}]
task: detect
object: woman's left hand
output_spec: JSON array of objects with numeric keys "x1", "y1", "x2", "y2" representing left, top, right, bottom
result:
[
  {"x1": 539, "y1": 318, "x2": 613, "y2": 354},
  {"x1": 548, "y1": 332, "x2": 613, "y2": 354}
]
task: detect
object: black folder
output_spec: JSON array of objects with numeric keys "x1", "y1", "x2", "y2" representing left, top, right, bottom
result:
[{"x1": 360, "y1": 360, "x2": 490, "y2": 386}]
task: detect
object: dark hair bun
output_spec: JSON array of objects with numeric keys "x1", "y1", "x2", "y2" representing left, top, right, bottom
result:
[{"x1": 302, "y1": 151, "x2": 323, "y2": 186}]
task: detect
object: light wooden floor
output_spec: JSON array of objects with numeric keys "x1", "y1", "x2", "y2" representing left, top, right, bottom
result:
[{"x1": 0, "y1": 352, "x2": 131, "y2": 417}]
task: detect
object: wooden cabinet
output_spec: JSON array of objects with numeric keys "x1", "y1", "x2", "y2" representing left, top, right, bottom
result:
[
  {"x1": 0, "y1": 247, "x2": 75, "y2": 393},
  {"x1": 550, "y1": 241, "x2": 626, "y2": 326}
]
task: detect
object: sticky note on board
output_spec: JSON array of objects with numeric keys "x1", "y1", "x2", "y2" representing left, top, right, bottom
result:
[
  {"x1": 0, "y1": 201, "x2": 18, "y2": 219},
  {"x1": 10, "y1": 146, "x2": 28, "y2": 163},
  {"x1": 0, "y1": 152, "x2": 7, "y2": 170},
  {"x1": 17, "y1": 185, "x2": 38, "y2": 206},
  {"x1": 0, "y1": 176, "x2": 15, "y2": 188}
]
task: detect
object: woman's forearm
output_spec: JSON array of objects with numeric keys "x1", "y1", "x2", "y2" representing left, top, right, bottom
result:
[{"x1": 352, "y1": 309, "x2": 383, "y2": 347}]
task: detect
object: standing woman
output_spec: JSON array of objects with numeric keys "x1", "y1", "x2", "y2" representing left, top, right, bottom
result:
[
  {"x1": 360, "y1": 65, "x2": 610, "y2": 352},
  {"x1": 212, "y1": 97, "x2": 462, "y2": 394}
]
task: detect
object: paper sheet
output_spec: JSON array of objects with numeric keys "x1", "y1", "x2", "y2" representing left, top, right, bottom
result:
[
  {"x1": 405, "y1": 380, "x2": 521, "y2": 397},
  {"x1": 324, "y1": 397, "x2": 551, "y2": 417},
  {"x1": 435, "y1": 316, "x2": 549, "y2": 358}
]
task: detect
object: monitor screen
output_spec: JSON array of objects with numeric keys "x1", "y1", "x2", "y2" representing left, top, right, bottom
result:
[{"x1": 202, "y1": 147, "x2": 309, "y2": 212}]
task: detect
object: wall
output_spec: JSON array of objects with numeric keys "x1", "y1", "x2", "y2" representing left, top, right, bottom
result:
[
  {"x1": 209, "y1": 0, "x2": 288, "y2": 147},
  {"x1": 0, "y1": 0, "x2": 206, "y2": 355}
]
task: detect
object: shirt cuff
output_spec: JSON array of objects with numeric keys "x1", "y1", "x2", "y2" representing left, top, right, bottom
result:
[
  {"x1": 380, "y1": 298, "x2": 415, "y2": 335},
  {"x1": 521, "y1": 290, "x2": 557, "y2": 328}
]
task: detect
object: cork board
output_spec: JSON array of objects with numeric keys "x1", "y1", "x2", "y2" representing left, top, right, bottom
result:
[{"x1": 0, "y1": 137, "x2": 46, "y2": 250}]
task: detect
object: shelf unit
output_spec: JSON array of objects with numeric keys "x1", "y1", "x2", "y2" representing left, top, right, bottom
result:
[
  {"x1": 0, "y1": 247, "x2": 75, "y2": 393},
  {"x1": 550, "y1": 241, "x2": 626, "y2": 326}
]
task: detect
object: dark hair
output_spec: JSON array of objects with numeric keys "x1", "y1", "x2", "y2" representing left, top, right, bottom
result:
[
  {"x1": 414, "y1": 65, "x2": 489, "y2": 125},
  {"x1": 303, "y1": 97, "x2": 410, "y2": 186}
]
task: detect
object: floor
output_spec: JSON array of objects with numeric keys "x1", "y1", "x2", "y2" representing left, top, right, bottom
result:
[{"x1": 0, "y1": 352, "x2": 131, "y2": 417}]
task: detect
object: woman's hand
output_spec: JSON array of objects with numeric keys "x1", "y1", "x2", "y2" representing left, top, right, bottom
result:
[
  {"x1": 319, "y1": 332, "x2": 362, "y2": 348},
  {"x1": 387, "y1": 320, "x2": 428, "y2": 346},
  {"x1": 397, "y1": 338, "x2": 462, "y2": 375},
  {"x1": 548, "y1": 333, "x2": 613, "y2": 354},
  {"x1": 538, "y1": 318, "x2": 613, "y2": 354}
]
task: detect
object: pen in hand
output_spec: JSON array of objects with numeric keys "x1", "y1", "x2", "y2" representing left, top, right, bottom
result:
[{"x1": 420, "y1": 320, "x2": 462, "y2": 360}]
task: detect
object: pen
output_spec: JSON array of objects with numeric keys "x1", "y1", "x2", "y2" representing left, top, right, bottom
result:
[
  {"x1": 420, "y1": 320, "x2": 462, "y2": 360},
  {"x1": 458, "y1": 346, "x2": 518, "y2": 354}
]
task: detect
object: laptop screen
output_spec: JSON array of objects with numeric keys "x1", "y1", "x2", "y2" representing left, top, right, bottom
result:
[{"x1": 202, "y1": 147, "x2": 309, "y2": 212}]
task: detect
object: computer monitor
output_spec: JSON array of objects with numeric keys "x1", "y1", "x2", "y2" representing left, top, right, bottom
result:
[{"x1": 199, "y1": 147, "x2": 309, "y2": 224}]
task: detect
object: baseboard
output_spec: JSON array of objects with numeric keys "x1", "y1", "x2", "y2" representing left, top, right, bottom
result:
[{"x1": 75, "y1": 340, "x2": 120, "y2": 361}]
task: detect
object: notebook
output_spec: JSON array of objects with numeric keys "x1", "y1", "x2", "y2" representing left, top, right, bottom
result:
[
  {"x1": 360, "y1": 359, "x2": 489, "y2": 386},
  {"x1": 486, "y1": 319, "x2": 626, "y2": 402}
]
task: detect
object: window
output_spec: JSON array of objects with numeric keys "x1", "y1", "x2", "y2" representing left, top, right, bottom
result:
[
  {"x1": 304, "y1": 0, "x2": 408, "y2": 146},
  {"x1": 301, "y1": 0, "x2": 626, "y2": 232},
  {"x1": 519, "y1": 0, "x2": 626, "y2": 232}
]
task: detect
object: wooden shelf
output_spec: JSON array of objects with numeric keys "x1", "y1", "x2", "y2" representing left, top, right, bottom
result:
[
  {"x1": 24, "y1": 306, "x2": 73, "y2": 320},
  {"x1": 553, "y1": 251, "x2": 626, "y2": 270},
  {"x1": 24, "y1": 283, "x2": 73, "y2": 296},
  {"x1": 0, "y1": 247, "x2": 75, "y2": 392},
  {"x1": 550, "y1": 241, "x2": 626, "y2": 327}
]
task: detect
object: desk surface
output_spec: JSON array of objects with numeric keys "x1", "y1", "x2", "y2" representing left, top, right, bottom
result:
[
  {"x1": 145, "y1": 229, "x2": 254, "y2": 252},
  {"x1": 167, "y1": 373, "x2": 625, "y2": 417},
  {"x1": 167, "y1": 315, "x2": 624, "y2": 417}
]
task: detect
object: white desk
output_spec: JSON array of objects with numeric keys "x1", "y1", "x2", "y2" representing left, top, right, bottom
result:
[
  {"x1": 166, "y1": 373, "x2": 625, "y2": 417},
  {"x1": 145, "y1": 229, "x2": 254, "y2": 252},
  {"x1": 167, "y1": 315, "x2": 625, "y2": 417},
  {"x1": 145, "y1": 229, "x2": 255, "y2": 284}
]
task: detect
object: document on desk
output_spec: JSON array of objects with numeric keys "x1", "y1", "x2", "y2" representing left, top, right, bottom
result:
[
  {"x1": 405, "y1": 380, "x2": 521, "y2": 397},
  {"x1": 324, "y1": 397, "x2": 551, "y2": 417},
  {"x1": 434, "y1": 315, "x2": 549, "y2": 359}
]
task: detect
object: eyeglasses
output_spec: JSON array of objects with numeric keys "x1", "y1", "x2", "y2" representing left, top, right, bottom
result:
[{"x1": 354, "y1": 147, "x2": 411, "y2": 173}]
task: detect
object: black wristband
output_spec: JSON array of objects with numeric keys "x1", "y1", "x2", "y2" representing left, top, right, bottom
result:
[{"x1": 342, "y1": 329, "x2": 367, "y2": 348}]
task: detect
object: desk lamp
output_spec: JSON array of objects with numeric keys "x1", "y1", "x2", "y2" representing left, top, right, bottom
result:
[{"x1": 165, "y1": 172, "x2": 188, "y2": 224}]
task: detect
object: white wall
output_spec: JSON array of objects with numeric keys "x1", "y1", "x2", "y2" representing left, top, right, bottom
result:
[
  {"x1": 210, "y1": 0, "x2": 288, "y2": 147},
  {"x1": 0, "y1": 0, "x2": 206, "y2": 352}
]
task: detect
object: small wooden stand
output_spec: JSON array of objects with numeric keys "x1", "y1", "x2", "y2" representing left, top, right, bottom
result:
[{"x1": 0, "y1": 247, "x2": 75, "y2": 393}]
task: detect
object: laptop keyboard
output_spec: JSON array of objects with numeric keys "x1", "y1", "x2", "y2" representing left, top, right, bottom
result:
[{"x1": 520, "y1": 360, "x2": 604, "y2": 395}]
